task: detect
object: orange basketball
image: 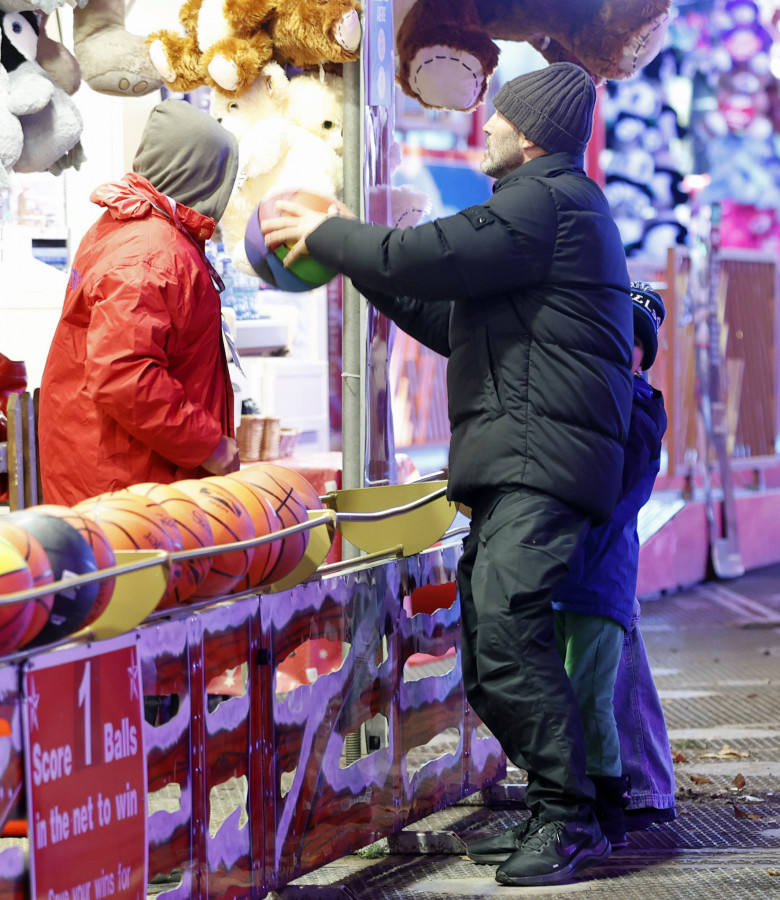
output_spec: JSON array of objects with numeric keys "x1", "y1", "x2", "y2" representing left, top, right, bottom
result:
[
  {"x1": 0, "y1": 521, "x2": 54, "y2": 648},
  {"x1": 125, "y1": 483, "x2": 215, "y2": 606},
  {"x1": 88, "y1": 490, "x2": 188, "y2": 610},
  {"x1": 201, "y1": 476, "x2": 283, "y2": 591},
  {"x1": 237, "y1": 464, "x2": 324, "y2": 513},
  {"x1": 174, "y1": 479, "x2": 256, "y2": 601},
  {"x1": 228, "y1": 465, "x2": 319, "y2": 583},
  {"x1": 22, "y1": 504, "x2": 116, "y2": 626},
  {"x1": 0, "y1": 537, "x2": 35, "y2": 654},
  {"x1": 75, "y1": 495, "x2": 179, "y2": 609}
]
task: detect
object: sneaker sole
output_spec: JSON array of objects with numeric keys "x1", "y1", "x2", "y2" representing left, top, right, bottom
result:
[
  {"x1": 467, "y1": 851, "x2": 513, "y2": 865},
  {"x1": 495, "y1": 836, "x2": 611, "y2": 887}
]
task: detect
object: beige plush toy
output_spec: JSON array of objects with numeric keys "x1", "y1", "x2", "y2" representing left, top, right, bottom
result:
[
  {"x1": 148, "y1": 0, "x2": 361, "y2": 98},
  {"x1": 72, "y1": 0, "x2": 162, "y2": 96},
  {"x1": 211, "y1": 62, "x2": 344, "y2": 272},
  {"x1": 394, "y1": 0, "x2": 672, "y2": 112}
]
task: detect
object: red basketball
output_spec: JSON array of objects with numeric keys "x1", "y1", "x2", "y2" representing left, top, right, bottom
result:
[
  {"x1": 174, "y1": 479, "x2": 256, "y2": 601},
  {"x1": 75, "y1": 495, "x2": 179, "y2": 609},
  {"x1": 201, "y1": 476, "x2": 283, "y2": 591},
  {"x1": 0, "y1": 537, "x2": 35, "y2": 654},
  {"x1": 228, "y1": 465, "x2": 319, "y2": 583},
  {"x1": 0, "y1": 521, "x2": 54, "y2": 648},
  {"x1": 24, "y1": 504, "x2": 116, "y2": 626},
  {"x1": 125, "y1": 482, "x2": 215, "y2": 606}
]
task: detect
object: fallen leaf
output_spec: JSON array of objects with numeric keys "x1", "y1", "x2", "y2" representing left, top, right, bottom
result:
[
  {"x1": 691, "y1": 775, "x2": 714, "y2": 784},
  {"x1": 733, "y1": 804, "x2": 762, "y2": 820},
  {"x1": 766, "y1": 869, "x2": 780, "y2": 876},
  {"x1": 733, "y1": 773, "x2": 747, "y2": 789},
  {"x1": 698, "y1": 744, "x2": 750, "y2": 759},
  {"x1": 673, "y1": 752, "x2": 689, "y2": 763}
]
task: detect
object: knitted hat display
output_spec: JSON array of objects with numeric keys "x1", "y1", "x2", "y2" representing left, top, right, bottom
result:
[
  {"x1": 492, "y1": 62, "x2": 597, "y2": 155},
  {"x1": 631, "y1": 281, "x2": 666, "y2": 370}
]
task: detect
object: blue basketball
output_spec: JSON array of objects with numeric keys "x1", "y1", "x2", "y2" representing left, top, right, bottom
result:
[{"x1": 244, "y1": 189, "x2": 337, "y2": 292}]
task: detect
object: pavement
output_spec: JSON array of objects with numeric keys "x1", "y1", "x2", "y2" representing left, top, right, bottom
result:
[{"x1": 273, "y1": 560, "x2": 780, "y2": 899}]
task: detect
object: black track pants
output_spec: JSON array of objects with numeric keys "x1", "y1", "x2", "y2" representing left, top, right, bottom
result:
[{"x1": 458, "y1": 487, "x2": 596, "y2": 822}]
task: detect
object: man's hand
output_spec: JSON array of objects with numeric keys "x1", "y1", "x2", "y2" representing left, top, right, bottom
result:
[
  {"x1": 261, "y1": 198, "x2": 355, "y2": 267},
  {"x1": 201, "y1": 435, "x2": 240, "y2": 475}
]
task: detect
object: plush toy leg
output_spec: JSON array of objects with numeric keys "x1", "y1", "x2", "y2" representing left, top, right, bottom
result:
[
  {"x1": 148, "y1": 34, "x2": 208, "y2": 93},
  {"x1": 36, "y1": 15, "x2": 82, "y2": 96},
  {"x1": 202, "y1": 34, "x2": 274, "y2": 96},
  {"x1": 396, "y1": 1, "x2": 499, "y2": 112},
  {"x1": 270, "y1": 6, "x2": 361, "y2": 69},
  {"x1": 73, "y1": 0, "x2": 163, "y2": 96}
]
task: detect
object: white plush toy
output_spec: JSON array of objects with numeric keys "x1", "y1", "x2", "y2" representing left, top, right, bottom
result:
[
  {"x1": 1, "y1": 10, "x2": 84, "y2": 174},
  {"x1": 211, "y1": 62, "x2": 344, "y2": 273},
  {"x1": 0, "y1": 63, "x2": 23, "y2": 186}
]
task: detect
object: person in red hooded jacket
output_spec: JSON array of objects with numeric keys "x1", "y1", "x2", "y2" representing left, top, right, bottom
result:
[{"x1": 38, "y1": 99, "x2": 241, "y2": 505}]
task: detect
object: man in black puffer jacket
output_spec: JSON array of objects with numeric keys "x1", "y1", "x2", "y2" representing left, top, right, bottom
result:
[{"x1": 261, "y1": 62, "x2": 634, "y2": 887}]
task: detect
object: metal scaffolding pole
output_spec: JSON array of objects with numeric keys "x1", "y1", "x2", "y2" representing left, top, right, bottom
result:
[{"x1": 340, "y1": 59, "x2": 365, "y2": 557}]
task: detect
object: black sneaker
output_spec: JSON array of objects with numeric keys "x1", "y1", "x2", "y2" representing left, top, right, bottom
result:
[
  {"x1": 495, "y1": 818, "x2": 611, "y2": 886},
  {"x1": 466, "y1": 817, "x2": 533, "y2": 865}
]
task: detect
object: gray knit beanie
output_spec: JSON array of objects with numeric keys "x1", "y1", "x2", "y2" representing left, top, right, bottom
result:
[{"x1": 492, "y1": 62, "x2": 596, "y2": 155}]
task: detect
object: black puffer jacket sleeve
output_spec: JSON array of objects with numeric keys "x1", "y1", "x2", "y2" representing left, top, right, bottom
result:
[
  {"x1": 355, "y1": 285, "x2": 452, "y2": 358},
  {"x1": 306, "y1": 187, "x2": 556, "y2": 303}
]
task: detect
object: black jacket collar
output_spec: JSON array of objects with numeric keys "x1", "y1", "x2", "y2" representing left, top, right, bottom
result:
[{"x1": 493, "y1": 151, "x2": 586, "y2": 191}]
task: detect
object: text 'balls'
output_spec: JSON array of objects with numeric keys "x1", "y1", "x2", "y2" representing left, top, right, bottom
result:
[
  {"x1": 125, "y1": 482, "x2": 214, "y2": 605},
  {"x1": 23, "y1": 504, "x2": 117, "y2": 627},
  {"x1": 0, "y1": 520, "x2": 54, "y2": 648},
  {"x1": 75, "y1": 494, "x2": 182, "y2": 610},
  {"x1": 0, "y1": 537, "x2": 35, "y2": 654},
  {"x1": 228, "y1": 465, "x2": 316, "y2": 583},
  {"x1": 244, "y1": 190, "x2": 337, "y2": 292},
  {"x1": 174, "y1": 479, "x2": 255, "y2": 601},
  {"x1": 201, "y1": 476, "x2": 282, "y2": 591},
  {"x1": 5, "y1": 509, "x2": 99, "y2": 645}
]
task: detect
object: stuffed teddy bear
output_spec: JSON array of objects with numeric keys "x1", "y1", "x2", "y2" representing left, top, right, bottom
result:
[
  {"x1": 147, "y1": 0, "x2": 361, "y2": 98},
  {"x1": 394, "y1": 0, "x2": 673, "y2": 112},
  {"x1": 1, "y1": 9, "x2": 84, "y2": 174},
  {"x1": 211, "y1": 62, "x2": 345, "y2": 272},
  {"x1": 0, "y1": 0, "x2": 162, "y2": 97}
]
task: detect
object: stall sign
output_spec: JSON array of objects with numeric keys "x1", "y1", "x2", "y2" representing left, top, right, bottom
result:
[
  {"x1": 366, "y1": 0, "x2": 393, "y2": 107},
  {"x1": 22, "y1": 634, "x2": 147, "y2": 900}
]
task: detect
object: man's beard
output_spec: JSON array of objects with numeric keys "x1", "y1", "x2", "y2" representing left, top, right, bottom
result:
[{"x1": 480, "y1": 133, "x2": 527, "y2": 179}]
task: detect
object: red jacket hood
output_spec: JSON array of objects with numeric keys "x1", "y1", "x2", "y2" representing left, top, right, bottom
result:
[{"x1": 90, "y1": 173, "x2": 217, "y2": 245}]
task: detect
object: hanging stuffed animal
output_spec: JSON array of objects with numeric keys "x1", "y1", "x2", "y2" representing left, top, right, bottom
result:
[
  {"x1": 147, "y1": 0, "x2": 361, "y2": 98},
  {"x1": 0, "y1": 0, "x2": 162, "y2": 97},
  {"x1": 393, "y1": 0, "x2": 672, "y2": 112},
  {"x1": 0, "y1": 9, "x2": 84, "y2": 174},
  {"x1": 0, "y1": 62, "x2": 24, "y2": 186}
]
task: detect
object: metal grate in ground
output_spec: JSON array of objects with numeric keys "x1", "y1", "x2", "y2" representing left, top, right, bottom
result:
[{"x1": 275, "y1": 564, "x2": 780, "y2": 900}]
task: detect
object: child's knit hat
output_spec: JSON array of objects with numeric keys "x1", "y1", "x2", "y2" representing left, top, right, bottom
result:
[{"x1": 631, "y1": 281, "x2": 666, "y2": 371}]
